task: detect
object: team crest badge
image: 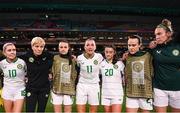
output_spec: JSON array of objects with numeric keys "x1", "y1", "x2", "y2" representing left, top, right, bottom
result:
[
  {"x1": 133, "y1": 62, "x2": 143, "y2": 72},
  {"x1": 29, "y1": 57, "x2": 34, "y2": 63},
  {"x1": 93, "y1": 60, "x2": 98, "y2": 65},
  {"x1": 172, "y1": 49, "x2": 179, "y2": 56},
  {"x1": 113, "y1": 64, "x2": 118, "y2": 69},
  {"x1": 62, "y1": 64, "x2": 70, "y2": 73},
  {"x1": 17, "y1": 64, "x2": 23, "y2": 69},
  {"x1": 26, "y1": 92, "x2": 31, "y2": 97}
]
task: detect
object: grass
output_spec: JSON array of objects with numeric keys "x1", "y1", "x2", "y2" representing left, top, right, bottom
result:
[
  {"x1": 0, "y1": 96, "x2": 171, "y2": 112},
  {"x1": 45, "y1": 96, "x2": 106, "y2": 112},
  {"x1": 0, "y1": 96, "x2": 125, "y2": 112}
]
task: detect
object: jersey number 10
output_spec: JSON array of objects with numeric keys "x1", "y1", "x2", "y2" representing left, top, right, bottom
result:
[{"x1": 8, "y1": 69, "x2": 17, "y2": 78}]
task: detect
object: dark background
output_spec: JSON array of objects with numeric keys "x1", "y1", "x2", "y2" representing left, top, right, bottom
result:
[{"x1": 0, "y1": 0, "x2": 180, "y2": 55}]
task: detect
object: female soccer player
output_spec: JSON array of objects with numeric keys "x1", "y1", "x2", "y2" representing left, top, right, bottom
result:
[
  {"x1": 125, "y1": 35, "x2": 153, "y2": 113},
  {"x1": 51, "y1": 40, "x2": 77, "y2": 113},
  {"x1": 100, "y1": 45, "x2": 124, "y2": 112},
  {"x1": 150, "y1": 19, "x2": 180, "y2": 112},
  {"x1": 0, "y1": 43, "x2": 26, "y2": 112},
  {"x1": 76, "y1": 38, "x2": 103, "y2": 112}
]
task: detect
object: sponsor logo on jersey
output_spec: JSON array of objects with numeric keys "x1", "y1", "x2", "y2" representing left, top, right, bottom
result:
[
  {"x1": 156, "y1": 50, "x2": 161, "y2": 54},
  {"x1": 113, "y1": 64, "x2": 118, "y2": 69},
  {"x1": 172, "y1": 49, "x2": 179, "y2": 56},
  {"x1": 29, "y1": 57, "x2": 34, "y2": 63},
  {"x1": 94, "y1": 60, "x2": 98, "y2": 65},
  {"x1": 42, "y1": 57, "x2": 46, "y2": 61}
]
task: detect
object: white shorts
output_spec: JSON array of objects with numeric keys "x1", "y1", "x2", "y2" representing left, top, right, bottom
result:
[
  {"x1": 51, "y1": 91, "x2": 73, "y2": 105},
  {"x1": 76, "y1": 83, "x2": 100, "y2": 105},
  {"x1": 153, "y1": 88, "x2": 180, "y2": 108},
  {"x1": 2, "y1": 86, "x2": 25, "y2": 101},
  {"x1": 101, "y1": 96, "x2": 123, "y2": 106},
  {"x1": 126, "y1": 97, "x2": 153, "y2": 110}
]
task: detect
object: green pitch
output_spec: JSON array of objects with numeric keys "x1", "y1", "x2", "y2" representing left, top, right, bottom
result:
[
  {"x1": 45, "y1": 97, "x2": 126, "y2": 112},
  {"x1": 0, "y1": 97, "x2": 171, "y2": 112},
  {"x1": 0, "y1": 97, "x2": 126, "y2": 112}
]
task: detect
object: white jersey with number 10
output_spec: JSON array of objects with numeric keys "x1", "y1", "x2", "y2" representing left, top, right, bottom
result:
[{"x1": 0, "y1": 58, "x2": 27, "y2": 87}]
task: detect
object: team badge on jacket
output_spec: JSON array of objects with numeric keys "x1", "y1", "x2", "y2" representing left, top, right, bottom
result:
[
  {"x1": 28, "y1": 57, "x2": 34, "y2": 63},
  {"x1": 172, "y1": 49, "x2": 179, "y2": 56}
]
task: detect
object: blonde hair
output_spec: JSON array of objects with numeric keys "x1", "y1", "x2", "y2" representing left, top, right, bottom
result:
[
  {"x1": 31, "y1": 37, "x2": 45, "y2": 46},
  {"x1": 3, "y1": 43, "x2": 15, "y2": 52},
  {"x1": 157, "y1": 19, "x2": 173, "y2": 34}
]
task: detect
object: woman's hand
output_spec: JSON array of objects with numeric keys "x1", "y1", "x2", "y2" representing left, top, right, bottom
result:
[
  {"x1": 121, "y1": 51, "x2": 129, "y2": 61},
  {"x1": 149, "y1": 41, "x2": 157, "y2": 49}
]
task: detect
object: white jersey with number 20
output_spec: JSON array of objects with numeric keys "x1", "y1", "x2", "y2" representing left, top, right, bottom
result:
[{"x1": 100, "y1": 60, "x2": 124, "y2": 98}]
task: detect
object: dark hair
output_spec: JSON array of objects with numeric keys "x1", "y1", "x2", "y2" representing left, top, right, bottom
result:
[
  {"x1": 104, "y1": 44, "x2": 118, "y2": 64},
  {"x1": 59, "y1": 39, "x2": 70, "y2": 48},
  {"x1": 59, "y1": 39, "x2": 72, "y2": 65},
  {"x1": 128, "y1": 35, "x2": 142, "y2": 44},
  {"x1": 156, "y1": 19, "x2": 173, "y2": 34}
]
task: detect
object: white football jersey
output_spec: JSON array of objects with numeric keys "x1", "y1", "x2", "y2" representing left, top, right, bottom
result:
[
  {"x1": 0, "y1": 58, "x2": 27, "y2": 87},
  {"x1": 77, "y1": 53, "x2": 103, "y2": 84},
  {"x1": 100, "y1": 60, "x2": 125, "y2": 98}
]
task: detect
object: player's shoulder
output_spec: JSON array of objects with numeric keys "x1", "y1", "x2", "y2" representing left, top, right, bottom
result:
[
  {"x1": 95, "y1": 52, "x2": 102, "y2": 57},
  {"x1": 116, "y1": 60, "x2": 125, "y2": 68},
  {"x1": 100, "y1": 59, "x2": 106, "y2": 65},
  {"x1": 77, "y1": 53, "x2": 84, "y2": 59},
  {"x1": 0, "y1": 59, "x2": 6, "y2": 66},
  {"x1": 94, "y1": 52, "x2": 103, "y2": 60},
  {"x1": 16, "y1": 58, "x2": 26, "y2": 64},
  {"x1": 53, "y1": 54, "x2": 60, "y2": 59},
  {"x1": 116, "y1": 60, "x2": 124, "y2": 64}
]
